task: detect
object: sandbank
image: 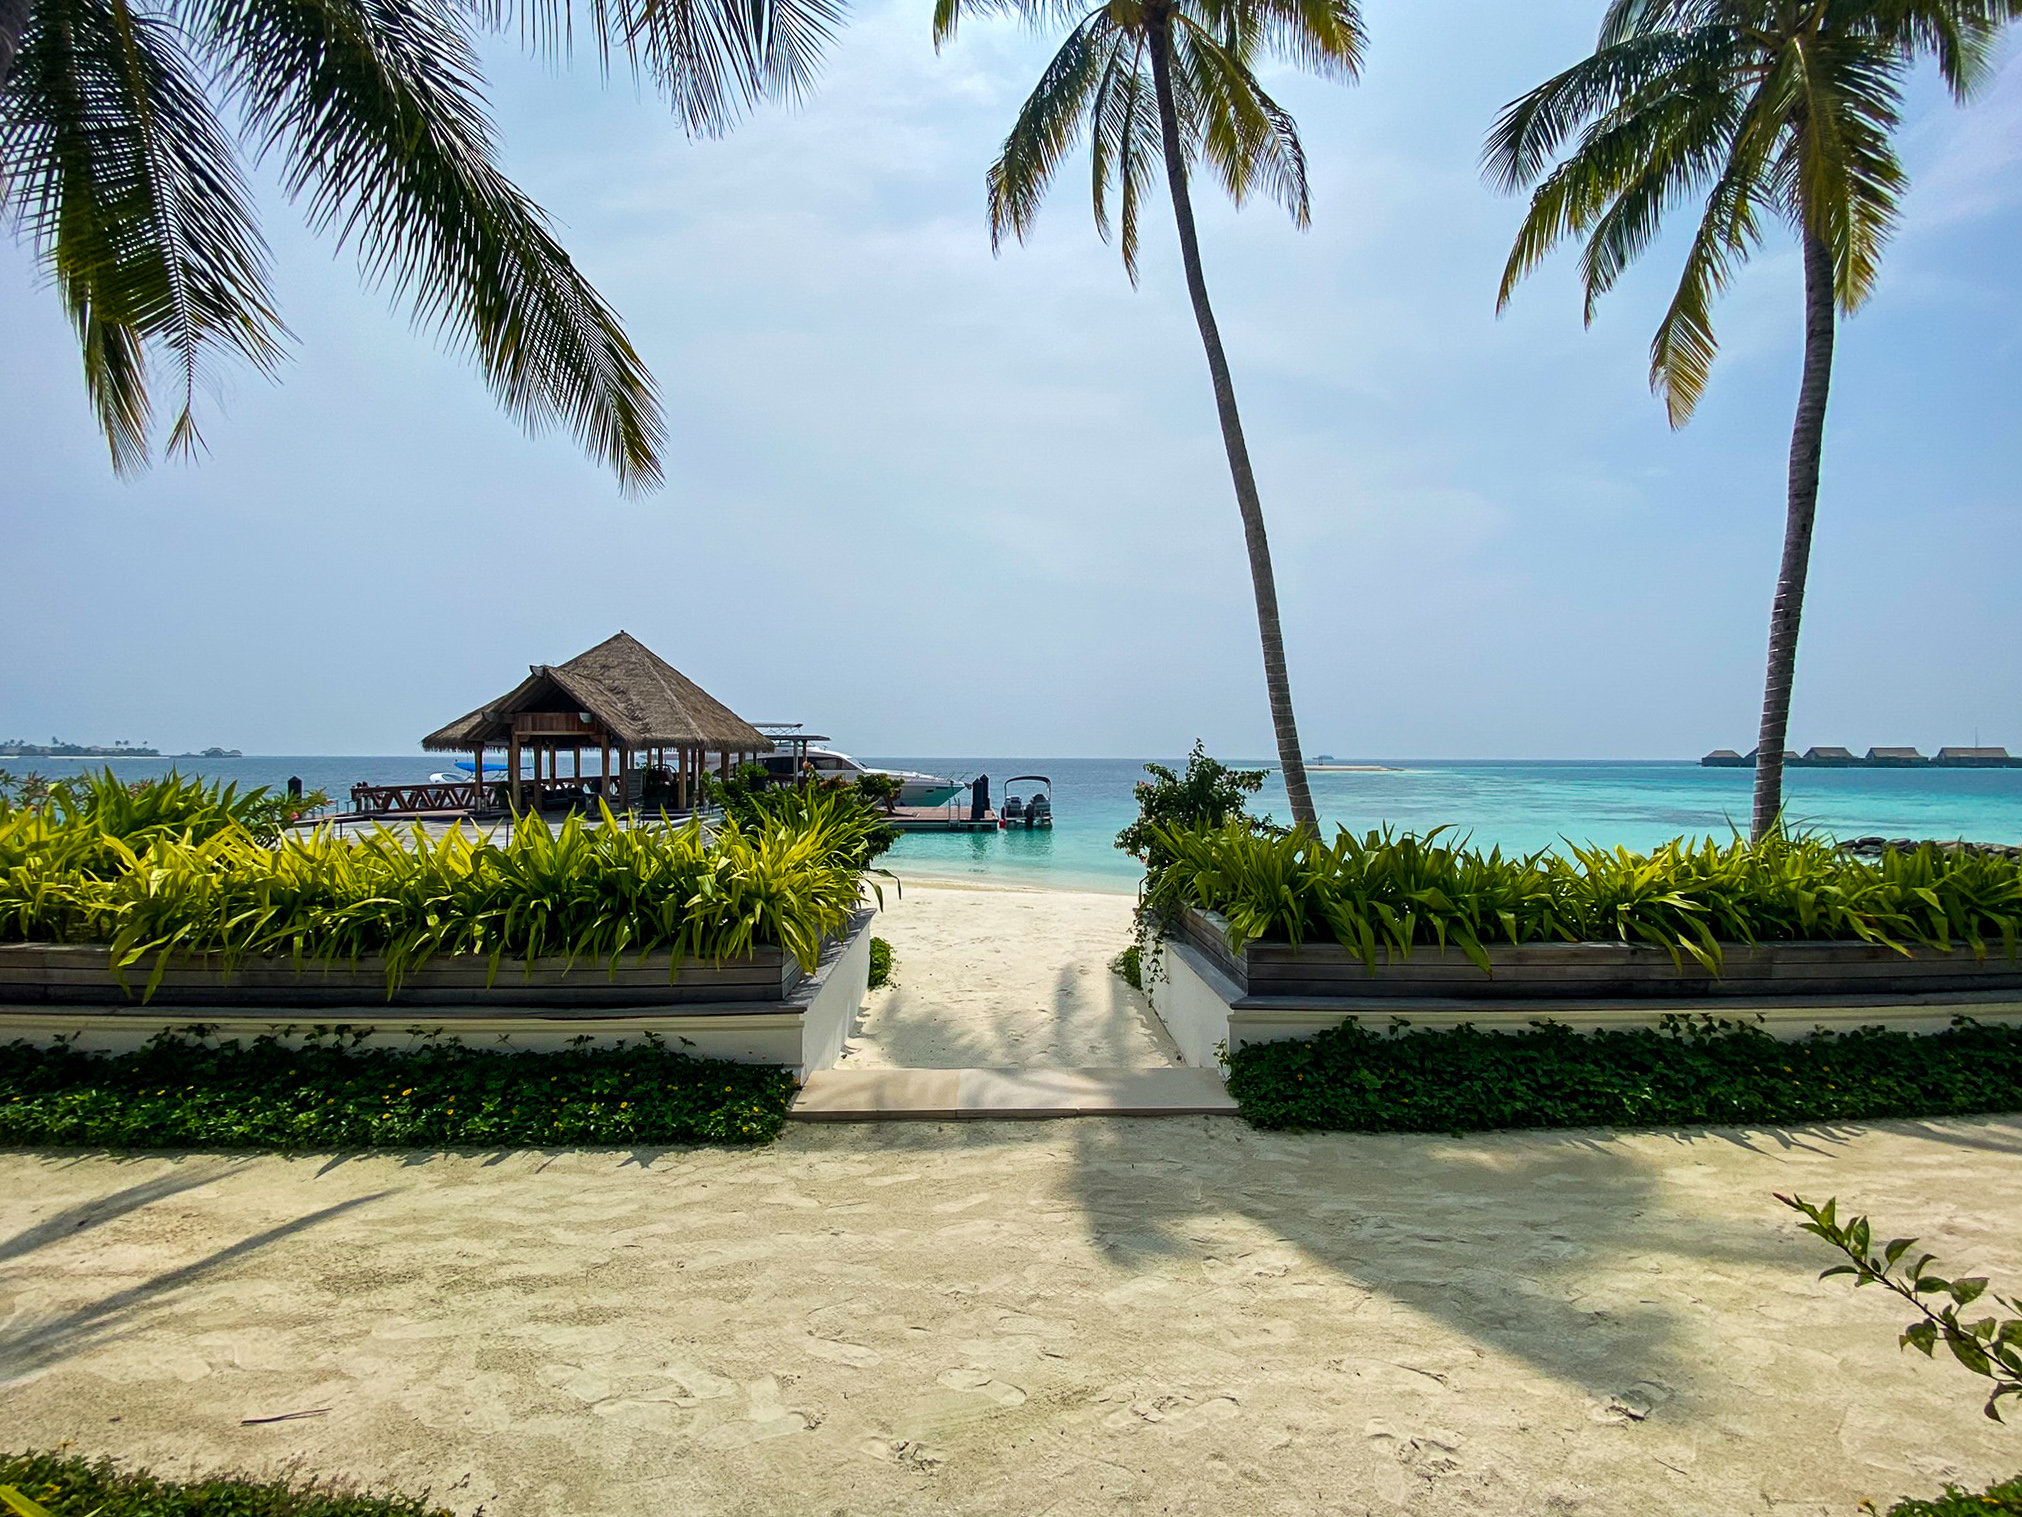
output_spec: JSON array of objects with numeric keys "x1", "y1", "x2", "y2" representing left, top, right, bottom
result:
[{"x1": 2, "y1": 1119, "x2": 2017, "y2": 1514}]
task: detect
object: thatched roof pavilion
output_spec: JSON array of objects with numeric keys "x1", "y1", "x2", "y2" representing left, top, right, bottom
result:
[{"x1": 421, "y1": 631, "x2": 771, "y2": 812}]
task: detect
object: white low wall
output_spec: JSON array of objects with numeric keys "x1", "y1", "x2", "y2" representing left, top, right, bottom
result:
[
  {"x1": 0, "y1": 914, "x2": 874, "y2": 1077},
  {"x1": 1147, "y1": 935, "x2": 2022, "y2": 1075}
]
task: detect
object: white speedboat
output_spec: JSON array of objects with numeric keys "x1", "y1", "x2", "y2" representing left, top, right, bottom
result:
[{"x1": 800, "y1": 748, "x2": 967, "y2": 807}]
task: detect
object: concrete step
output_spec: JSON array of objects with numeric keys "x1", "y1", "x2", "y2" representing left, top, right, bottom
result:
[{"x1": 791, "y1": 1066, "x2": 1237, "y2": 1121}]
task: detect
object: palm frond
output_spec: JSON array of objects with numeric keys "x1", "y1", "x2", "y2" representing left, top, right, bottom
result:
[
  {"x1": 1088, "y1": 30, "x2": 1158, "y2": 279},
  {"x1": 197, "y1": 0, "x2": 665, "y2": 490},
  {"x1": 1190, "y1": 0, "x2": 1364, "y2": 79},
  {"x1": 932, "y1": 0, "x2": 1089, "y2": 50},
  {"x1": 1, "y1": 0, "x2": 284, "y2": 470},
  {"x1": 461, "y1": 0, "x2": 844, "y2": 133},
  {"x1": 986, "y1": 8, "x2": 1112, "y2": 251},
  {"x1": 1861, "y1": 0, "x2": 2019, "y2": 97},
  {"x1": 1648, "y1": 137, "x2": 1767, "y2": 423},
  {"x1": 1483, "y1": 29, "x2": 1712, "y2": 195},
  {"x1": 1174, "y1": 16, "x2": 1309, "y2": 226},
  {"x1": 1784, "y1": 24, "x2": 1905, "y2": 309}
]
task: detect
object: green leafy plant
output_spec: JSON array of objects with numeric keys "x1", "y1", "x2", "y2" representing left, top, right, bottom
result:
[
  {"x1": 707, "y1": 767, "x2": 899, "y2": 866},
  {"x1": 1110, "y1": 942, "x2": 1142, "y2": 991},
  {"x1": 1874, "y1": 1474, "x2": 2022, "y2": 1516},
  {"x1": 0, "y1": 776, "x2": 882, "y2": 997},
  {"x1": 868, "y1": 935, "x2": 893, "y2": 989},
  {"x1": 1153, "y1": 822, "x2": 2022, "y2": 973},
  {"x1": 0, "y1": 0, "x2": 848, "y2": 487},
  {"x1": 1780, "y1": 1193, "x2": 2022, "y2": 1422},
  {"x1": 1227, "y1": 1016, "x2": 2022, "y2": 1135},
  {"x1": 1116, "y1": 742, "x2": 1276, "y2": 893},
  {"x1": 0, "y1": 1028, "x2": 796, "y2": 1149},
  {"x1": 1, "y1": 1449, "x2": 446, "y2": 1517},
  {"x1": 854, "y1": 771, "x2": 902, "y2": 812}
]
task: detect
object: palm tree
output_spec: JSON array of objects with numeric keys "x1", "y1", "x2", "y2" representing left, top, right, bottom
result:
[
  {"x1": 1487, "y1": 0, "x2": 2016, "y2": 840},
  {"x1": 0, "y1": 0, "x2": 841, "y2": 489},
  {"x1": 934, "y1": 0, "x2": 1366, "y2": 831}
]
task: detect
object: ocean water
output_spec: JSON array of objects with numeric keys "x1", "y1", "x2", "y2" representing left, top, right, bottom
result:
[{"x1": 10, "y1": 754, "x2": 2020, "y2": 896}]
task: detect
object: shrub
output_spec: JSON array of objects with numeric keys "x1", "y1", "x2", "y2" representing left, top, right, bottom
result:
[
  {"x1": 868, "y1": 935, "x2": 893, "y2": 989},
  {"x1": 1155, "y1": 823, "x2": 2022, "y2": 972},
  {"x1": 1, "y1": 1450, "x2": 445, "y2": 1517},
  {"x1": 1110, "y1": 942, "x2": 1142, "y2": 990},
  {"x1": 1227, "y1": 1016, "x2": 2022, "y2": 1134},
  {"x1": 0, "y1": 782, "x2": 880, "y2": 998},
  {"x1": 0, "y1": 1029, "x2": 796, "y2": 1150},
  {"x1": 1876, "y1": 1476, "x2": 2022, "y2": 1516},
  {"x1": 705, "y1": 769, "x2": 899, "y2": 867},
  {"x1": 1115, "y1": 742, "x2": 1276, "y2": 894}
]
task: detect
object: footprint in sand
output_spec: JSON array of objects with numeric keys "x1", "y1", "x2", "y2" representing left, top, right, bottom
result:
[
  {"x1": 804, "y1": 1337, "x2": 883, "y2": 1368},
  {"x1": 936, "y1": 1368, "x2": 1027, "y2": 1407}
]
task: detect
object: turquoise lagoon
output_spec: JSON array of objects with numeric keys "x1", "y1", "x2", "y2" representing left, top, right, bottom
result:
[{"x1": 11, "y1": 754, "x2": 2020, "y2": 896}]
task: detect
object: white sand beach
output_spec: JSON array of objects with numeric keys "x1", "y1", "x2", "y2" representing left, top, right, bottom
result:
[
  {"x1": 4, "y1": 881, "x2": 2019, "y2": 1515},
  {"x1": 840, "y1": 880, "x2": 1177, "y2": 1069},
  {"x1": 3, "y1": 1119, "x2": 2018, "y2": 1516}
]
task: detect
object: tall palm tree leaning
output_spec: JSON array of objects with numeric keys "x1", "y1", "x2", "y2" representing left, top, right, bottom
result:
[
  {"x1": 934, "y1": 0, "x2": 1366, "y2": 830},
  {"x1": 1487, "y1": 0, "x2": 2016, "y2": 840},
  {"x1": 0, "y1": 0, "x2": 841, "y2": 488}
]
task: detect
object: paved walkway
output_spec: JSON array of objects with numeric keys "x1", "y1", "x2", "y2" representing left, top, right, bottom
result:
[
  {"x1": 793, "y1": 1067, "x2": 1237, "y2": 1119},
  {"x1": 3, "y1": 1119, "x2": 2018, "y2": 1515}
]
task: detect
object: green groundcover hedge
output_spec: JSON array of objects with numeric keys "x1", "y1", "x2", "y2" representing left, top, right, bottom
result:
[
  {"x1": 1227, "y1": 1016, "x2": 2022, "y2": 1134},
  {"x1": 1880, "y1": 1473, "x2": 2022, "y2": 1516},
  {"x1": 0, "y1": 1031, "x2": 796, "y2": 1150},
  {"x1": 0, "y1": 1452, "x2": 446, "y2": 1517}
]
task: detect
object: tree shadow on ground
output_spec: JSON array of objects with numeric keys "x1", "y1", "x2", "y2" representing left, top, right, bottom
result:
[
  {"x1": 1055, "y1": 1116, "x2": 1854, "y2": 1408},
  {"x1": 0, "y1": 1160, "x2": 252, "y2": 1265},
  {"x1": 0, "y1": 1191, "x2": 391, "y2": 1380},
  {"x1": 843, "y1": 963, "x2": 1177, "y2": 1069}
]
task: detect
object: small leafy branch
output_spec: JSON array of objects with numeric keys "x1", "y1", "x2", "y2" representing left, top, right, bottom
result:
[{"x1": 1779, "y1": 1193, "x2": 2022, "y2": 1421}]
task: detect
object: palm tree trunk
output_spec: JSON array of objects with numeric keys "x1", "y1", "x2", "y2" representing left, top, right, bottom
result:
[
  {"x1": 1, "y1": 0, "x2": 31, "y2": 90},
  {"x1": 1146, "y1": 12, "x2": 1318, "y2": 832},
  {"x1": 1750, "y1": 228, "x2": 1837, "y2": 841}
]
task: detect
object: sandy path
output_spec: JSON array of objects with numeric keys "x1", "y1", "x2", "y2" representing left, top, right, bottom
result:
[
  {"x1": 842, "y1": 882, "x2": 1178, "y2": 1069},
  {"x1": 3, "y1": 1119, "x2": 2018, "y2": 1516}
]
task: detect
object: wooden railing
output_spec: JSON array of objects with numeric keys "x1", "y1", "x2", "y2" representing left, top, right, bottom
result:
[
  {"x1": 349, "y1": 780, "x2": 486, "y2": 815},
  {"x1": 347, "y1": 775, "x2": 636, "y2": 817}
]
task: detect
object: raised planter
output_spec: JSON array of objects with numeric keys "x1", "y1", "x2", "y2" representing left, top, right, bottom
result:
[
  {"x1": 1148, "y1": 907, "x2": 2022, "y2": 1071},
  {"x1": 0, "y1": 913, "x2": 876, "y2": 1074},
  {"x1": 1176, "y1": 906, "x2": 2022, "y2": 1000},
  {"x1": 0, "y1": 942, "x2": 805, "y2": 1008}
]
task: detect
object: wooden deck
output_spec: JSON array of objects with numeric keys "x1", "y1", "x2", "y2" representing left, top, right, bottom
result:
[{"x1": 883, "y1": 806, "x2": 1002, "y2": 833}]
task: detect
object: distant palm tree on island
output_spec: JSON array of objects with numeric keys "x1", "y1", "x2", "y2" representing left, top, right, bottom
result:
[
  {"x1": 933, "y1": 0, "x2": 1368, "y2": 830},
  {"x1": 1487, "y1": 0, "x2": 2018, "y2": 840},
  {"x1": 0, "y1": 0, "x2": 841, "y2": 490}
]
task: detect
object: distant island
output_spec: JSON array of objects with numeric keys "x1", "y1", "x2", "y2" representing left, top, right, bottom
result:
[
  {"x1": 0, "y1": 739, "x2": 243, "y2": 759},
  {"x1": 0, "y1": 738, "x2": 160, "y2": 757}
]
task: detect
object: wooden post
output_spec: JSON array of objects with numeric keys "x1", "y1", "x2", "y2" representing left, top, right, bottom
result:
[{"x1": 508, "y1": 734, "x2": 522, "y2": 812}]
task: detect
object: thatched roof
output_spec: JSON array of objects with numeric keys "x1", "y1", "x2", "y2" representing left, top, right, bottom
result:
[{"x1": 422, "y1": 632, "x2": 772, "y2": 753}]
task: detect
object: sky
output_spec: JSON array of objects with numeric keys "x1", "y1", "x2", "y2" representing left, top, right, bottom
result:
[{"x1": 3, "y1": 0, "x2": 2018, "y2": 760}]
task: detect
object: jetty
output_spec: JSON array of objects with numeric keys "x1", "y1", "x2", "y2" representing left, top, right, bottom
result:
[{"x1": 1701, "y1": 745, "x2": 2019, "y2": 769}]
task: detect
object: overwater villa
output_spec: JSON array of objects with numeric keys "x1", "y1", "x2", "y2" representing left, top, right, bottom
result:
[
  {"x1": 1701, "y1": 744, "x2": 2017, "y2": 769},
  {"x1": 351, "y1": 632, "x2": 775, "y2": 818}
]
